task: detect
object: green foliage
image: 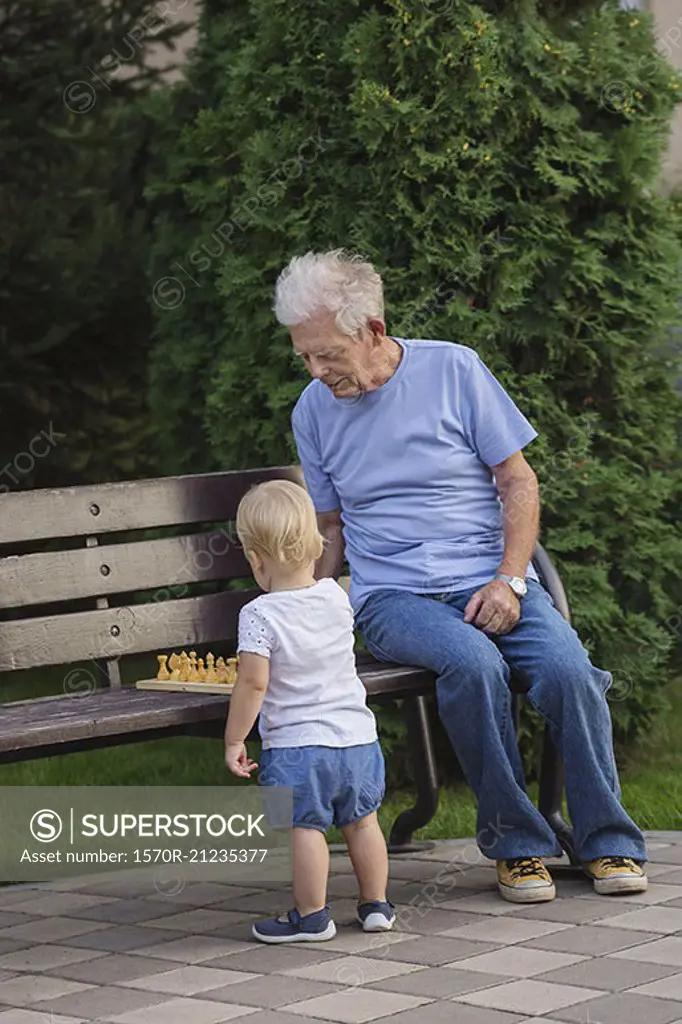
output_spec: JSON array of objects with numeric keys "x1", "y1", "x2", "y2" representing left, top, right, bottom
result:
[
  {"x1": 0, "y1": 0, "x2": 189, "y2": 486},
  {"x1": 147, "y1": 0, "x2": 682, "y2": 754}
]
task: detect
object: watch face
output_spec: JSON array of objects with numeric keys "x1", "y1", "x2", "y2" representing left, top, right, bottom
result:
[{"x1": 511, "y1": 578, "x2": 528, "y2": 597}]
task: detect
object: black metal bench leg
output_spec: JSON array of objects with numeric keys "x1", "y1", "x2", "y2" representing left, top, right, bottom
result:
[
  {"x1": 538, "y1": 724, "x2": 578, "y2": 865},
  {"x1": 388, "y1": 695, "x2": 439, "y2": 854}
]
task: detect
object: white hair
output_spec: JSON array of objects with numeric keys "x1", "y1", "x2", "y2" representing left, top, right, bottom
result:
[{"x1": 273, "y1": 249, "x2": 384, "y2": 337}]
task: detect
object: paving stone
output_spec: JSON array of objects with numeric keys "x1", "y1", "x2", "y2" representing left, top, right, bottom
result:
[
  {"x1": 440, "y1": 893, "x2": 519, "y2": 916},
  {"x1": 455, "y1": 979, "x2": 602, "y2": 1015},
  {"x1": 393, "y1": 908, "x2": 477, "y2": 935},
  {"x1": 62, "y1": 876, "x2": 179, "y2": 899},
  {"x1": 0, "y1": 914, "x2": 39, "y2": 930},
  {"x1": 205, "y1": 944, "x2": 344, "y2": 974},
  {"x1": 382, "y1": 860, "x2": 443, "y2": 881},
  {"x1": 205, "y1": 975, "x2": 340, "y2": 1008},
  {"x1": 610, "y1": 936, "x2": 682, "y2": 966},
  {"x1": 389, "y1": 883, "x2": 468, "y2": 905},
  {"x1": 63, "y1": 924, "x2": 183, "y2": 953},
  {"x1": 281, "y1": 987, "x2": 430, "y2": 1022},
  {"x1": 303, "y1": 927, "x2": 411, "y2": 956},
  {"x1": 121, "y1": 963, "x2": 261, "y2": 994},
  {"x1": 646, "y1": 847, "x2": 682, "y2": 866},
  {"x1": 389, "y1": 1005, "x2": 524, "y2": 1024},
  {"x1": 106, "y1": 996, "x2": 259, "y2": 1023},
  {"x1": 630, "y1": 973, "x2": 682, "y2": 1000},
  {"x1": 595, "y1": 906, "x2": 682, "y2": 934},
  {"x1": 507, "y1": 898, "x2": 639, "y2": 925},
  {"x1": 281, "y1": 955, "x2": 424, "y2": 986},
  {"x1": 576, "y1": 884, "x2": 682, "y2": 906},
  {"x1": 368, "y1": 965, "x2": 509, "y2": 998},
  {"x1": 642, "y1": 864, "x2": 682, "y2": 879},
  {"x1": 655, "y1": 870, "x2": 682, "y2": 886},
  {"x1": 0, "y1": 916, "x2": 109, "y2": 943},
  {"x1": 44, "y1": 952, "x2": 179, "y2": 983},
  {"x1": 220, "y1": 893, "x2": 296, "y2": 914},
  {"x1": 0, "y1": 890, "x2": 47, "y2": 909},
  {"x1": 0, "y1": 942, "x2": 31, "y2": 958},
  {"x1": 143, "y1": 909, "x2": 252, "y2": 932},
  {"x1": 209, "y1": 1013, "x2": 322, "y2": 1024},
  {"x1": 520, "y1": 924, "x2": 659, "y2": 955},
  {"x1": 666, "y1": 896, "x2": 682, "y2": 910},
  {"x1": 132, "y1": 934, "x2": 253, "y2": 962},
  {"x1": 551, "y1": 991, "x2": 682, "y2": 1023},
  {"x1": 442, "y1": 916, "x2": 571, "y2": 944},
  {"x1": 30, "y1": 985, "x2": 169, "y2": 1020},
  {"x1": 451, "y1": 946, "x2": 587, "y2": 978},
  {"x1": 145, "y1": 883, "x2": 260, "y2": 906},
  {"x1": 538, "y1": 957, "x2": 679, "y2": 992},
  {"x1": 0, "y1": 974, "x2": 93, "y2": 1007},
  {"x1": 68, "y1": 899, "x2": 180, "y2": 924},
  {"x1": 362, "y1": 934, "x2": 498, "y2": 966},
  {"x1": 199, "y1": 921, "x2": 264, "y2": 942},
  {"x1": 327, "y1": 876, "x2": 363, "y2": 898},
  {"x1": 0, "y1": 945, "x2": 105, "y2": 973},
  {"x1": 0, "y1": 1011, "x2": 85, "y2": 1024},
  {"x1": 4, "y1": 893, "x2": 114, "y2": 917}
]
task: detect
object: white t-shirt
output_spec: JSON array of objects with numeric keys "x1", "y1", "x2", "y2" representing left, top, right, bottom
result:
[{"x1": 237, "y1": 577, "x2": 378, "y2": 750}]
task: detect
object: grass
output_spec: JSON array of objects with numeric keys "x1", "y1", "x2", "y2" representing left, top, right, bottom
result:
[{"x1": 1, "y1": 675, "x2": 681, "y2": 840}]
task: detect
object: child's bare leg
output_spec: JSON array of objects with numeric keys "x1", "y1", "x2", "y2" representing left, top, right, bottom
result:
[
  {"x1": 293, "y1": 827, "x2": 329, "y2": 916},
  {"x1": 341, "y1": 812, "x2": 388, "y2": 902}
]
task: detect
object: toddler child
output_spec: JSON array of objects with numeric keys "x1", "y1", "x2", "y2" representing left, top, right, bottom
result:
[{"x1": 224, "y1": 478, "x2": 394, "y2": 943}]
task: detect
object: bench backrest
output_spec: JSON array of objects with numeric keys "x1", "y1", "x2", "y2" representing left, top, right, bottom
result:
[{"x1": 0, "y1": 467, "x2": 303, "y2": 687}]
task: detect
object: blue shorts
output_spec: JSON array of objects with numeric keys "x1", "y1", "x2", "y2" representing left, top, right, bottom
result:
[{"x1": 258, "y1": 741, "x2": 385, "y2": 832}]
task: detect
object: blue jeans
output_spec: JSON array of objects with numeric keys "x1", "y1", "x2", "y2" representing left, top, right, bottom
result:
[{"x1": 356, "y1": 581, "x2": 647, "y2": 862}]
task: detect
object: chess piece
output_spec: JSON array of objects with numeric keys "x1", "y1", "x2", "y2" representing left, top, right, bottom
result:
[
  {"x1": 189, "y1": 650, "x2": 198, "y2": 681},
  {"x1": 168, "y1": 652, "x2": 181, "y2": 673},
  {"x1": 205, "y1": 652, "x2": 218, "y2": 683},
  {"x1": 216, "y1": 656, "x2": 228, "y2": 683},
  {"x1": 156, "y1": 655, "x2": 170, "y2": 681},
  {"x1": 226, "y1": 657, "x2": 238, "y2": 685},
  {"x1": 179, "y1": 651, "x2": 191, "y2": 682},
  {"x1": 197, "y1": 657, "x2": 207, "y2": 681}
]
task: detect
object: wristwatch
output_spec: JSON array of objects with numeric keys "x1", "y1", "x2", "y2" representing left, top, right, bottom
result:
[{"x1": 494, "y1": 573, "x2": 528, "y2": 598}]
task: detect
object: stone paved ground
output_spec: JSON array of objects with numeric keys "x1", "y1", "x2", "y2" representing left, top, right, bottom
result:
[{"x1": 0, "y1": 831, "x2": 681, "y2": 1023}]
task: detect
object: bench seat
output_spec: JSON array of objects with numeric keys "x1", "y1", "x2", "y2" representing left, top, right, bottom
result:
[{"x1": 0, "y1": 657, "x2": 434, "y2": 763}]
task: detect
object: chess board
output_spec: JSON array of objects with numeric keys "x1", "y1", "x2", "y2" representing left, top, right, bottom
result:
[{"x1": 135, "y1": 678, "x2": 234, "y2": 694}]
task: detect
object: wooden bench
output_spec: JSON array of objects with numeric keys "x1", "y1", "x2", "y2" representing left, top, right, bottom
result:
[{"x1": 0, "y1": 468, "x2": 576, "y2": 859}]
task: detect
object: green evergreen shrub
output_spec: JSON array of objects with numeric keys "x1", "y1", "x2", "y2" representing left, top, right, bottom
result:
[
  {"x1": 147, "y1": 0, "x2": 682, "y2": 763},
  {"x1": 0, "y1": 0, "x2": 187, "y2": 487}
]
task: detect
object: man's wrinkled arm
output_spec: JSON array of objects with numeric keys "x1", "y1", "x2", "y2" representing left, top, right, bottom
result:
[
  {"x1": 493, "y1": 450, "x2": 540, "y2": 577},
  {"x1": 315, "y1": 509, "x2": 345, "y2": 580}
]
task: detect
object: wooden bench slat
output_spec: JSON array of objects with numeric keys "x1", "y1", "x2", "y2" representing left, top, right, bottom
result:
[
  {"x1": 0, "y1": 663, "x2": 435, "y2": 754},
  {"x1": 0, "y1": 531, "x2": 250, "y2": 609},
  {"x1": 0, "y1": 467, "x2": 304, "y2": 545},
  {"x1": 0, "y1": 590, "x2": 258, "y2": 673}
]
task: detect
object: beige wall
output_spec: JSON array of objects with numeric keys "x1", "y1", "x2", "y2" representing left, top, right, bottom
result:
[{"x1": 648, "y1": 0, "x2": 682, "y2": 194}]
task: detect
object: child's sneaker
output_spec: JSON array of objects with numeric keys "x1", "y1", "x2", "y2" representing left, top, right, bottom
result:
[
  {"x1": 252, "y1": 906, "x2": 336, "y2": 944},
  {"x1": 357, "y1": 899, "x2": 395, "y2": 932}
]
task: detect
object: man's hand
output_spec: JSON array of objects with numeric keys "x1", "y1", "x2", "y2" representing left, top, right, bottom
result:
[
  {"x1": 463, "y1": 579, "x2": 521, "y2": 635},
  {"x1": 225, "y1": 741, "x2": 259, "y2": 779}
]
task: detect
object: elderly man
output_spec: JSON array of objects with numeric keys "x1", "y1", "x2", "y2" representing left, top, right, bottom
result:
[{"x1": 277, "y1": 248, "x2": 647, "y2": 903}]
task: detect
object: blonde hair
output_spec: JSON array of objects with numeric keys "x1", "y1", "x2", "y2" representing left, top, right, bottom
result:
[{"x1": 236, "y1": 479, "x2": 324, "y2": 568}]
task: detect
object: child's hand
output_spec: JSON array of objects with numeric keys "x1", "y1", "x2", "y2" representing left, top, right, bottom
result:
[{"x1": 225, "y1": 741, "x2": 259, "y2": 778}]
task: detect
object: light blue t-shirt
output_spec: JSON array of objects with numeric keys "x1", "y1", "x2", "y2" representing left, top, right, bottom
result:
[{"x1": 291, "y1": 338, "x2": 539, "y2": 615}]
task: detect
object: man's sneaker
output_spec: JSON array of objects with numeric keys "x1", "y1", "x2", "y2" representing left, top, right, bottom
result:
[
  {"x1": 356, "y1": 899, "x2": 395, "y2": 932},
  {"x1": 582, "y1": 857, "x2": 648, "y2": 895},
  {"x1": 252, "y1": 906, "x2": 336, "y2": 944},
  {"x1": 497, "y1": 857, "x2": 556, "y2": 903}
]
